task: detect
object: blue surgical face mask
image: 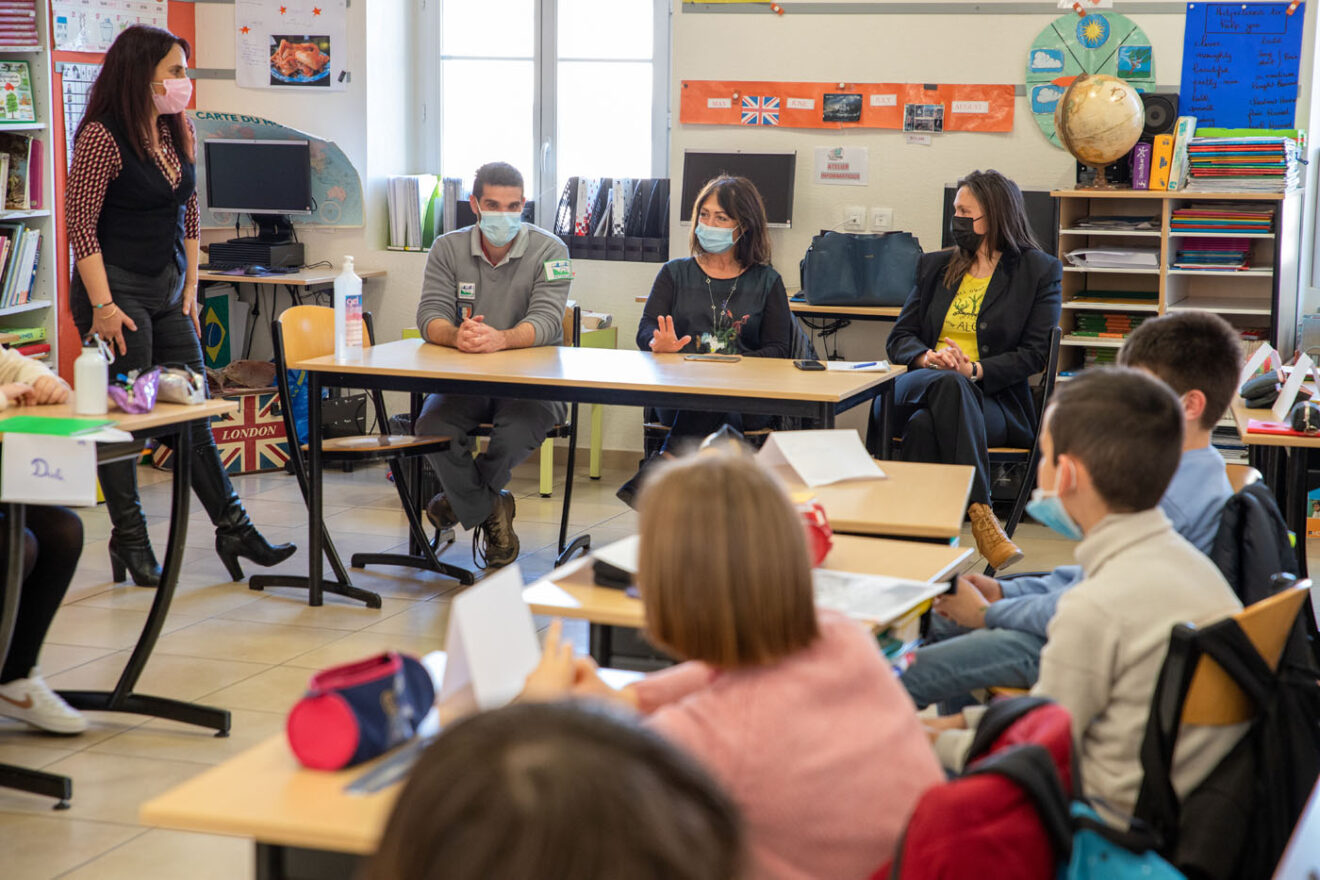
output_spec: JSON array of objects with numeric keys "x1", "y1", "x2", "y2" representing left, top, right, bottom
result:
[
  {"x1": 696, "y1": 222, "x2": 738, "y2": 254},
  {"x1": 479, "y1": 210, "x2": 523, "y2": 248},
  {"x1": 1025, "y1": 464, "x2": 1084, "y2": 541}
]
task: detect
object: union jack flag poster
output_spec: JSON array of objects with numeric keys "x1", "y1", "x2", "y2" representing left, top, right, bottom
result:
[
  {"x1": 741, "y1": 95, "x2": 779, "y2": 126},
  {"x1": 211, "y1": 391, "x2": 290, "y2": 474}
]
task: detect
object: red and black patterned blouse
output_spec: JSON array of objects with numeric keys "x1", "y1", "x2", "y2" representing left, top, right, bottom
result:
[{"x1": 66, "y1": 116, "x2": 200, "y2": 262}]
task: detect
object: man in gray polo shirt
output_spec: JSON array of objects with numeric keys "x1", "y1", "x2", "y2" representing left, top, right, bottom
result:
[{"x1": 414, "y1": 162, "x2": 571, "y2": 568}]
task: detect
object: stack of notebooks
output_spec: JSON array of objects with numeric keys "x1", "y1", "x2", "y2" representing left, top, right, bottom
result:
[
  {"x1": 1170, "y1": 204, "x2": 1275, "y2": 234},
  {"x1": 3, "y1": 324, "x2": 44, "y2": 358},
  {"x1": 1072, "y1": 215, "x2": 1159, "y2": 232},
  {"x1": 1064, "y1": 248, "x2": 1160, "y2": 269},
  {"x1": 1172, "y1": 238, "x2": 1253, "y2": 271},
  {"x1": 0, "y1": 222, "x2": 39, "y2": 308},
  {"x1": 0, "y1": 1, "x2": 38, "y2": 50},
  {"x1": 1072, "y1": 312, "x2": 1150, "y2": 340},
  {"x1": 1185, "y1": 137, "x2": 1302, "y2": 193},
  {"x1": 386, "y1": 174, "x2": 441, "y2": 251}
]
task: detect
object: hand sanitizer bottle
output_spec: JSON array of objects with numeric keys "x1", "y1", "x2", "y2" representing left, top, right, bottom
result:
[{"x1": 334, "y1": 255, "x2": 364, "y2": 361}]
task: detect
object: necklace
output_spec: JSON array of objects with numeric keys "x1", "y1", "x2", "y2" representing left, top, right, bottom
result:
[{"x1": 705, "y1": 273, "x2": 739, "y2": 333}]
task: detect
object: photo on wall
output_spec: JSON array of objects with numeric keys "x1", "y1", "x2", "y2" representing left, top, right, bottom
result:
[
  {"x1": 269, "y1": 35, "x2": 332, "y2": 87},
  {"x1": 903, "y1": 103, "x2": 944, "y2": 133},
  {"x1": 822, "y1": 93, "x2": 863, "y2": 123}
]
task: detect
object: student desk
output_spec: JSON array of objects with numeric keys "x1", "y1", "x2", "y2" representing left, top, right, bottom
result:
[
  {"x1": 141, "y1": 659, "x2": 644, "y2": 880},
  {"x1": 1228, "y1": 398, "x2": 1319, "y2": 577},
  {"x1": 197, "y1": 267, "x2": 386, "y2": 359},
  {"x1": 290, "y1": 340, "x2": 903, "y2": 607},
  {"x1": 0, "y1": 399, "x2": 237, "y2": 808},
  {"x1": 769, "y1": 460, "x2": 974, "y2": 542},
  {"x1": 525, "y1": 533, "x2": 974, "y2": 663}
]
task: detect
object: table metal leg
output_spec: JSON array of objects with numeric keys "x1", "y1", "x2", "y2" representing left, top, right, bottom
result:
[
  {"x1": 589, "y1": 624, "x2": 614, "y2": 667},
  {"x1": 589, "y1": 404, "x2": 603, "y2": 479},
  {"x1": 556, "y1": 402, "x2": 591, "y2": 567},
  {"x1": 0, "y1": 502, "x2": 74, "y2": 807},
  {"x1": 60, "y1": 428, "x2": 231, "y2": 734},
  {"x1": 878, "y1": 382, "x2": 894, "y2": 461}
]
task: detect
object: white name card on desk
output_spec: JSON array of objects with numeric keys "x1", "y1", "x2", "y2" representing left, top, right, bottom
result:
[
  {"x1": 758, "y1": 429, "x2": 885, "y2": 488},
  {"x1": 1, "y1": 433, "x2": 97, "y2": 506},
  {"x1": 1273, "y1": 353, "x2": 1317, "y2": 423},
  {"x1": 438, "y1": 564, "x2": 541, "y2": 717}
]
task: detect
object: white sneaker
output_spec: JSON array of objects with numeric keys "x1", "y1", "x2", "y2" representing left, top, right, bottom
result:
[{"x1": 0, "y1": 669, "x2": 87, "y2": 734}]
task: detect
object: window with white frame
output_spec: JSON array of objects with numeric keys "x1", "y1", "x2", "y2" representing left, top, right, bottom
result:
[{"x1": 432, "y1": 0, "x2": 669, "y2": 224}]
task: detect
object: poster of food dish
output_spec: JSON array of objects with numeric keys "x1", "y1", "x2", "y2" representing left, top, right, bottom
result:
[{"x1": 235, "y1": 0, "x2": 347, "y2": 92}]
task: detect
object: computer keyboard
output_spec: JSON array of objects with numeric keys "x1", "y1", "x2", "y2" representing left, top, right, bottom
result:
[{"x1": 198, "y1": 261, "x2": 249, "y2": 271}]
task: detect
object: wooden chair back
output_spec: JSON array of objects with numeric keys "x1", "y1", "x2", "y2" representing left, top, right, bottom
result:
[
  {"x1": 1181, "y1": 585, "x2": 1309, "y2": 725},
  {"x1": 1225, "y1": 463, "x2": 1262, "y2": 494},
  {"x1": 562, "y1": 302, "x2": 580, "y2": 348},
  {"x1": 276, "y1": 305, "x2": 372, "y2": 365}
]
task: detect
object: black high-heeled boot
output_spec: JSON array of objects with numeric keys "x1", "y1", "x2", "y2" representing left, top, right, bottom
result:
[
  {"x1": 99, "y1": 457, "x2": 162, "y2": 587},
  {"x1": 189, "y1": 442, "x2": 296, "y2": 581}
]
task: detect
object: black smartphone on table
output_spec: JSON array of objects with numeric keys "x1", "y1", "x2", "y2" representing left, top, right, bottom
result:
[{"x1": 794, "y1": 359, "x2": 826, "y2": 371}]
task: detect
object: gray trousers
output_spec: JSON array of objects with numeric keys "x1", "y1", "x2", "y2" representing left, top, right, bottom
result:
[{"x1": 415, "y1": 394, "x2": 565, "y2": 528}]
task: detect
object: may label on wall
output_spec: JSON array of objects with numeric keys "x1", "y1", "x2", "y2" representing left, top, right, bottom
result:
[{"x1": 813, "y1": 147, "x2": 868, "y2": 186}]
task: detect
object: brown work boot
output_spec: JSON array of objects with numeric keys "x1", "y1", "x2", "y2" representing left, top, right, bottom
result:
[
  {"x1": 969, "y1": 502, "x2": 1023, "y2": 571},
  {"x1": 473, "y1": 491, "x2": 519, "y2": 569},
  {"x1": 425, "y1": 492, "x2": 458, "y2": 531}
]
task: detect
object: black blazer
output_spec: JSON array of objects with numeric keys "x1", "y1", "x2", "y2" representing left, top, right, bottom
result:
[{"x1": 886, "y1": 247, "x2": 1062, "y2": 428}]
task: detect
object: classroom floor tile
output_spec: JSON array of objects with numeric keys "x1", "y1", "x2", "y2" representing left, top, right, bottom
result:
[{"x1": 1, "y1": 456, "x2": 1314, "y2": 878}]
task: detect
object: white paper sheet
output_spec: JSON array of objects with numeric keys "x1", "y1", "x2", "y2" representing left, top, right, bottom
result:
[
  {"x1": 812, "y1": 569, "x2": 948, "y2": 624},
  {"x1": 592, "y1": 534, "x2": 639, "y2": 574},
  {"x1": 1239, "y1": 342, "x2": 1276, "y2": 386},
  {"x1": 1274, "y1": 353, "x2": 1314, "y2": 422},
  {"x1": 438, "y1": 564, "x2": 540, "y2": 715},
  {"x1": 825, "y1": 360, "x2": 890, "y2": 373},
  {"x1": 0, "y1": 433, "x2": 97, "y2": 506},
  {"x1": 757, "y1": 429, "x2": 885, "y2": 488}
]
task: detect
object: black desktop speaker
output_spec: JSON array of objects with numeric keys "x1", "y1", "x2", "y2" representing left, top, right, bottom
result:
[{"x1": 1140, "y1": 92, "x2": 1179, "y2": 140}]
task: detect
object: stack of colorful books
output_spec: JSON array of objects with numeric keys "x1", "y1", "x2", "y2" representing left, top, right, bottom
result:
[
  {"x1": 1172, "y1": 238, "x2": 1253, "y2": 271},
  {"x1": 1170, "y1": 204, "x2": 1275, "y2": 234},
  {"x1": 1185, "y1": 137, "x2": 1301, "y2": 193},
  {"x1": 1072, "y1": 312, "x2": 1151, "y2": 340}
]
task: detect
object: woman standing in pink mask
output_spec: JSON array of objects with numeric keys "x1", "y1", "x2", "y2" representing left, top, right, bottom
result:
[{"x1": 66, "y1": 25, "x2": 294, "y2": 587}]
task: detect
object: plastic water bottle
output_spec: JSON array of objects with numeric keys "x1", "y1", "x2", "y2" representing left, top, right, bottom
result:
[
  {"x1": 334, "y1": 255, "x2": 364, "y2": 361},
  {"x1": 74, "y1": 337, "x2": 109, "y2": 415}
]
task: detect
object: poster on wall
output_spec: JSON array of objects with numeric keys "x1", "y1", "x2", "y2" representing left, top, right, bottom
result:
[
  {"x1": 1025, "y1": 12, "x2": 1157, "y2": 148},
  {"x1": 189, "y1": 111, "x2": 363, "y2": 228},
  {"x1": 1179, "y1": 2, "x2": 1304, "y2": 130},
  {"x1": 234, "y1": 0, "x2": 347, "y2": 92},
  {"x1": 813, "y1": 147, "x2": 867, "y2": 186},
  {"x1": 52, "y1": 0, "x2": 169, "y2": 53},
  {"x1": 680, "y1": 81, "x2": 1014, "y2": 132}
]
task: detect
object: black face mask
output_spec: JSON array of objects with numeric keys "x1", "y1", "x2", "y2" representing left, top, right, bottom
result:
[{"x1": 950, "y1": 215, "x2": 984, "y2": 255}]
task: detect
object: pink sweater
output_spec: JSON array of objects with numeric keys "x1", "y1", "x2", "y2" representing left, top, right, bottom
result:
[{"x1": 632, "y1": 610, "x2": 942, "y2": 880}]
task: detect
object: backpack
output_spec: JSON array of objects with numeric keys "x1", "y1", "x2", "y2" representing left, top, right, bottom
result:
[
  {"x1": 1134, "y1": 614, "x2": 1320, "y2": 880},
  {"x1": 1208, "y1": 482, "x2": 1296, "y2": 606},
  {"x1": 799, "y1": 230, "x2": 922, "y2": 306},
  {"x1": 879, "y1": 697, "x2": 1182, "y2": 880}
]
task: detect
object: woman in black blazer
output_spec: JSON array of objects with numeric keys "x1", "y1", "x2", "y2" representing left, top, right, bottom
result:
[{"x1": 876, "y1": 170, "x2": 1061, "y2": 570}]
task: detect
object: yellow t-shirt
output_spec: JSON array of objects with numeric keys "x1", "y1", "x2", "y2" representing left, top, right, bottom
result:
[{"x1": 938, "y1": 273, "x2": 990, "y2": 362}]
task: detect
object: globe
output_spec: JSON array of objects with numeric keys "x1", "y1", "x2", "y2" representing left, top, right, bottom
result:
[{"x1": 1054, "y1": 74, "x2": 1145, "y2": 188}]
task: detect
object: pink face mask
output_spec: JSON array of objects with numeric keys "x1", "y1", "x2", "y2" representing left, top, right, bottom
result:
[{"x1": 151, "y1": 77, "x2": 192, "y2": 114}]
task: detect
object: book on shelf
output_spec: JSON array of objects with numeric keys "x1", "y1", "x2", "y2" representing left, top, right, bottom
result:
[
  {"x1": 1149, "y1": 134, "x2": 1175, "y2": 190},
  {"x1": 1, "y1": 324, "x2": 43, "y2": 343},
  {"x1": 0, "y1": 0, "x2": 38, "y2": 49},
  {"x1": 14, "y1": 341, "x2": 46, "y2": 356},
  {"x1": 386, "y1": 174, "x2": 441, "y2": 250},
  {"x1": 1065, "y1": 247, "x2": 1159, "y2": 269},
  {"x1": 1166, "y1": 116, "x2": 1197, "y2": 191},
  {"x1": 0, "y1": 60, "x2": 33, "y2": 123},
  {"x1": 0, "y1": 131, "x2": 31, "y2": 210},
  {"x1": 0, "y1": 226, "x2": 37, "y2": 307}
]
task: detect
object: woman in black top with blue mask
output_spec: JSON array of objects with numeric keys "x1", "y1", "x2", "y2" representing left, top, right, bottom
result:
[{"x1": 618, "y1": 176, "x2": 792, "y2": 506}]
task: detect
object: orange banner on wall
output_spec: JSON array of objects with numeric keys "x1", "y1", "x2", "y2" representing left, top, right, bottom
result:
[{"x1": 679, "y1": 81, "x2": 1016, "y2": 132}]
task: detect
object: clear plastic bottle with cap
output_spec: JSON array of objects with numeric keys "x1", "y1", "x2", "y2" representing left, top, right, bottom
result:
[{"x1": 334, "y1": 255, "x2": 363, "y2": 361}]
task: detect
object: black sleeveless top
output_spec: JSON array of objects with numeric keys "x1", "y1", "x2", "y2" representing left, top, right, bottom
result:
[{"x1": 95, "y1": 115, "x2": 195, "y2": 276}]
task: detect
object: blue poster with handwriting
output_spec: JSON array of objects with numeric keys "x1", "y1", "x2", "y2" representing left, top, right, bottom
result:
[{"x1": 1180, "y1": 2, "x2": 1304, "y2": 129}]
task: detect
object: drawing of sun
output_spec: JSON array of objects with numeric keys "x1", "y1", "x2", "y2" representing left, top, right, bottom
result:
[{"x1": 1076, "y1": 14, "x2": 1110, "y2": 49}]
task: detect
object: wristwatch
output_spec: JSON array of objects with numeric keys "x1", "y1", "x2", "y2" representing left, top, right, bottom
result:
[{"x1": 972, "y1": 362, "x2": 983, "y2": 382}]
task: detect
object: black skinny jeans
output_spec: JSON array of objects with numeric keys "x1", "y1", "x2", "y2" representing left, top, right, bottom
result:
[{"x1": 0, "y1": 506, "x2": 83, "y2": 683}]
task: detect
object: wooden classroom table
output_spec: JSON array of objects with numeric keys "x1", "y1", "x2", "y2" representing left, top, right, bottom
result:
[
  {"x1": 1229, "y1": 397, "x2": 1320, "y2": 577},
  {"x1": 525, "y1": 532, "x2": 974, "y2": 663},
  {"x1": 770, "y1": 459, "x2": 973, "y2": 542},
  {"x1": 141, "y1": 657, "x2": 644, "y2": 880},
  {"x1": 0, "y1": 399, "x2": 237, "y2": 809},
  {"x1": 289, "y1": 339, "x2": 904, "y2": 607}
]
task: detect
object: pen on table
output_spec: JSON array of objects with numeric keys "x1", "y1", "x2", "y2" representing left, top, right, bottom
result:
[{"x1": 847, "y1": 361, "x2": 878, "y2": 370}]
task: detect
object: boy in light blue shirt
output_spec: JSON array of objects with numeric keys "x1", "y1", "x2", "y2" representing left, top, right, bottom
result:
[{"x1": 903, "y1": 312, "x2": 1241, "y2": 712}]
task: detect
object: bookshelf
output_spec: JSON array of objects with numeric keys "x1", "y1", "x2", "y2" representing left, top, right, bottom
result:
[
  {"x1": 1051, "y1": 189, "x2": 1301, "y2": 378},
  {"x1": 0, "y1": 0, "x2": 55, "y2": 363}
]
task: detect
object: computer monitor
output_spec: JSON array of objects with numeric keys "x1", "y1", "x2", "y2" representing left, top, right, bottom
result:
[
  {"x1": 203, "y1": 138, "x2": 313, "y2": 243},
  {"x1": 680, "y1": 151, "x2": 796, "y2": 227}
]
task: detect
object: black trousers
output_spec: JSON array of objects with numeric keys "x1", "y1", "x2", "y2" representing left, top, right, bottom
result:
[
  {"x1": 655, "y1": 409, "x2": 774, "y2": 455},
  {"x1": 873, "y1": 368, "x2": 1032, "y2": 507},
  {"x1": 73, "y1": 262, "x2": 238, "y2": 532},
  {"x1": 0, "y1": 506, "x2": 83, "y2": 683}
]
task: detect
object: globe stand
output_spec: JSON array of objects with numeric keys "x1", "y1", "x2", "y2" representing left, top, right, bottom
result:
[{"x1": 1079, "y1": 162, "x2": 1125, "y2": 191}]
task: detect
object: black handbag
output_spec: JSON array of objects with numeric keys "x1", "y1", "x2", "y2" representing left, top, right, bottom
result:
[{"x1": 799, "y1": 230, "x2": 922, "y2": 306}]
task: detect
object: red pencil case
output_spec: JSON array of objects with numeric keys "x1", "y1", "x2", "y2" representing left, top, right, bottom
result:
[{"x1": 286, "y1": 652, "x2": 435, "y2": 770}]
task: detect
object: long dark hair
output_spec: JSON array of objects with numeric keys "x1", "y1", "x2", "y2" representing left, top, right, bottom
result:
[
  {"x1": 76, "y1": 25, "x2": 193, "y2": 163},
  {"x1": 944, "y1": 169, "x2": 1040, "y2": 287},
  {"x1": 689, "y1": 175, "x2": 773, "y2": 267},
  {"x1": 365, "y1": 702, "x2": 745, "y2": 880}
]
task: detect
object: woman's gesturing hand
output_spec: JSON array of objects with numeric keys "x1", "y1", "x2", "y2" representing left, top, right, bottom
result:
[{"x1": 649, "y1": 315, "x2": 692, "y2": 354}]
